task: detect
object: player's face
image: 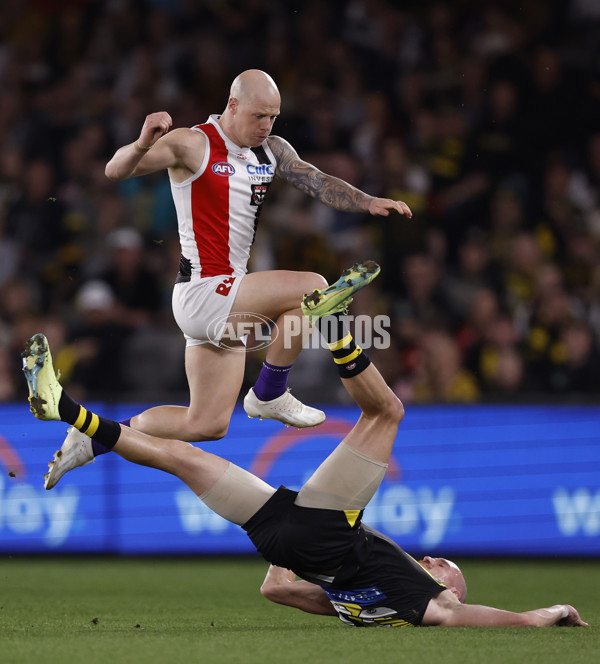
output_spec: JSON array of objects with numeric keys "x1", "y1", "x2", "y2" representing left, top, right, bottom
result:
[
  {"x1": 418, "y1": 556, "x2": 462, "y2": 583},
  {"x1": 232, "y1": 98, "x2": 280, "y2": 148},
  {"x1": 418, "y1": 556, "x2": 468, "y2": 602}
]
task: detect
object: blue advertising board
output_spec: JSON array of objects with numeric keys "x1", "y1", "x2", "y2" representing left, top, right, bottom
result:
[{"x1": 0, "y1": 403, "x2": 598, "y2": 556}]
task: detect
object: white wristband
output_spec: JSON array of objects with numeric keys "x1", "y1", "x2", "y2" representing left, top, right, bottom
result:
[
  {"x1": 560, "y1": 606, "x2": 568, "y2": 619},
  {"x1": 134, "y1": 140, "x2": 151, "y2": 154}
]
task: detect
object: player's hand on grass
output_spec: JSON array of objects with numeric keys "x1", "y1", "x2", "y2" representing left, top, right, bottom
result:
[{"x1": 556, "y1": 605, "x2": 588, "y2": 627}]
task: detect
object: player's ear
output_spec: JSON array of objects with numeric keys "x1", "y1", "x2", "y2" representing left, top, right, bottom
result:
[
  {"x1": 448, "y1": 587, "x2": 462, "y2": 601},
  {"x1": 228, "y1": 97, "x2": 238, "y2": 114}
]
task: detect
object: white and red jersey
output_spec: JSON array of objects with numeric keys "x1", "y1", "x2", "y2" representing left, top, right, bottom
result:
[{"x1": 170, "y1": 115, "x2": 277, "y2": 279}]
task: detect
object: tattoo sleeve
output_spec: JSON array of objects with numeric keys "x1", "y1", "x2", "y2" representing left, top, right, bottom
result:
[{"x1": 268, "y1": 136, "x2": 372, "y2": 212}]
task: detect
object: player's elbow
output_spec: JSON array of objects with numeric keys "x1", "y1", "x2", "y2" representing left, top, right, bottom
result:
[
  {"x1": 260, "y1": 580, "x2": 284, "y2": 604},
  {"x1": 105, "y1": 164, "x2": 121, "y2": 181},
  {"x1": 260, "y1": 579, "x2": 296, "y2": 608},
  {"x1": 105, "y1": 161, "x2": 131, "y2": 181}
]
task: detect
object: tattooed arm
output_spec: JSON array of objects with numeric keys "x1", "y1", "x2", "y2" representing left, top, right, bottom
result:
[{"x1": 267, "y1": 136, "x2": 412, "y2": 218}]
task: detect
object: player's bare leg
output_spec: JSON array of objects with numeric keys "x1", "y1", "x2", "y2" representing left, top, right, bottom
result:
[
  {"x1": 23, "y1": 332, "x2": 275, "y2": 515},
  {"x1": 337, "y1": 364, "x2": 405, "y2": 465},
  {"x1": 230, "y1": 269, "x2": 328, "y2": 428},
  {"x1": 41, "y1": 269, "x2": 326, "y2": 488},
  {"x1": 131, "y1": 342, "x2": 246, "y2": 440},
  {"x1": 42, "y1": 263, "x2": 382, "y2": 488},
  {"x1": 113, "y1": 427, "x2": 230, "y2": 494},
  {"x1": 236, "y1": 265, "x2": 382, "y2": 429},
  {"x1": 293, "y1": 261, "x2": 404, "y2": 510},
  {"x1": 294, "y1": 364, "x2": 404, "y2": 512},
  {"x1": 127, "y1": 270, "x2": 329, "y2": 437}
]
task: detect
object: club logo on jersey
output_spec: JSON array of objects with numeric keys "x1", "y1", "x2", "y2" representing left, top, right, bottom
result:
[
  {"x1": 251, "y1": 184, "x2": 268, "y2": 206},
  {"x1": 212, "y1": 162, "x2": 235, "y2": 176}
]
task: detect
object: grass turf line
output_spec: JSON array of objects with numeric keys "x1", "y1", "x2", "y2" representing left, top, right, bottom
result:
[{"x1": 1, "y1": 557, "x2": 597, "y2": 664}]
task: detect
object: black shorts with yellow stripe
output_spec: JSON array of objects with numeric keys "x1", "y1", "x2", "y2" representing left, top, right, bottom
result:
[{"x1": 243, "y1": 486, "x2": 367, "y2": 578}]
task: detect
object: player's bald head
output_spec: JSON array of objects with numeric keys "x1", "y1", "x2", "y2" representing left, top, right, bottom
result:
[
  {"x1": 220, "y1": 70, "x2": 280, "y2": 147},
  {"x1": 443, "y1": 559, "x2": 468, "y2": 603},
  {"x1": 230, "y1": 70, "x2": 280, "y2": 107}
]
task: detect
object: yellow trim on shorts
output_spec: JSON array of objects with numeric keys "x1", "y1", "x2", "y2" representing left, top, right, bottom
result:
[{"x1": 344, "y1": 510, "x2": 361, "y2": 528}]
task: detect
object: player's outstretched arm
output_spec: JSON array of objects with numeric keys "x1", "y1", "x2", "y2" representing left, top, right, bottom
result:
[
  {"x1": 268, "y1": 136, "x2": 412, "y2": 218},
  {"x1": 260, "y1": 565, "x2": 337, "y2": 616},
  {"x1": 423, "y1": 590, "x2": 588, "y2": 627}
]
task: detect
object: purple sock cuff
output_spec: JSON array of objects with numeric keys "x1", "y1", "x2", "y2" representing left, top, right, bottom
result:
[
  {"x1": 91, "y1": 439, "x2": 109, "y2": 457},
  {"x1": 262, "y1": 360, "x2": 293, "y2": 373},
  {"x1": 91, "y1": 417, "x2": 131, "y2": 457},
  {"x1": 253, "y1": 361, "x2": 293, "y2": 401}
]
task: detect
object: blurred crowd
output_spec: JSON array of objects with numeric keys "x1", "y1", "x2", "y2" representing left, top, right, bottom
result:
[{"x1": 2, "y1": 0, "x2": 600, "y2": 405}]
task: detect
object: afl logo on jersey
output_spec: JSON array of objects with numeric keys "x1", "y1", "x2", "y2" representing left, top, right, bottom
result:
[{"x1": 213, "y1": 162, "x2": 235, "y2": 176}]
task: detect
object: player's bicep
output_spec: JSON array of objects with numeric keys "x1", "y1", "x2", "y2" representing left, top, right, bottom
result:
[
  {"x1": 421, "y1": 590, "x2": 457, "y2": 626},
  {"x1": 129, "y1": 141, "x2": 175, "y2": 176},
  {"x1": 132, "y1": 128, "x2": 204, "y2": 177}
]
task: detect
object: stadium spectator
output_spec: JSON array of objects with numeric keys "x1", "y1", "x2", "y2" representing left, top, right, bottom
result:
[
  {"x1": 444, "y1": 231, "x2": 502, "y2": 322},
  {"x1": 455, "y1": 287, "x2": 500, "y2": 357},
  {"x1": 551, "y1": 320, "x2": 600, "y2": 393},
  {"x1": 65, "y1": 279, "x2": 131, "y2": 401},
  {"x1": 409, "y1": 328, "x2": 480, "y2": 404},
  {"x1": 392, "y1": 252, "x2": 455, "y2": 329},
  {"x1": 465, "y1": 311, "x2": 527, "y2": 397},
  {"x1": 98, "y1": 228, "x2": 163, "y2": 329}
]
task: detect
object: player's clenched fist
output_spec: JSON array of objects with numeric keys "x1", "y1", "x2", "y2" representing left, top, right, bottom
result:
[{"x1": 138, "y1": 112, "x2": 173, "y2": 149}]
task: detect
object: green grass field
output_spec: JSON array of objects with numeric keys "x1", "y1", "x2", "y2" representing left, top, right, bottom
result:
[{"x1": 1, "y1": 556, "x2": 597, "y2": 664}]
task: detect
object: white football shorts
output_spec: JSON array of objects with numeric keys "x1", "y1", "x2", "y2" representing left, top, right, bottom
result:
[{"x1": 172, "y1": 274, "x2": 245, "y2": 347}]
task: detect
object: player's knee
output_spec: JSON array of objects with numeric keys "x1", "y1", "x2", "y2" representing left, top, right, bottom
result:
[
  {"x1": 200, "y1": 421, "x2": 229, "y2": 441},
  {"x1": 378, "y1": 394, "x2": 405, "y2": 425},
  {"x1": 185, "y1": 416, "x2": 230, "y2": 442},
  {"x1": 306, "y1": 272, "x2": 328, "y2": 291}
]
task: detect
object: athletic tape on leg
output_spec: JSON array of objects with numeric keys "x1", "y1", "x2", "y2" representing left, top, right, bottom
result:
[
  {"x1": 295, "y1": 442, "x2": 388, "y2": 511},
  {"x1": 199, "y1": 462, "x2": 276, "y2": 526}
]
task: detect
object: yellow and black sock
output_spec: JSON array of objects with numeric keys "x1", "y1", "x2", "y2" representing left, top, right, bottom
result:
[
  {"x1": 316, "y1": 315, "x2": 371, "y2": 378},
  {"x1": 58, "y1": 391, "x2": 121, "y2": 449}
]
